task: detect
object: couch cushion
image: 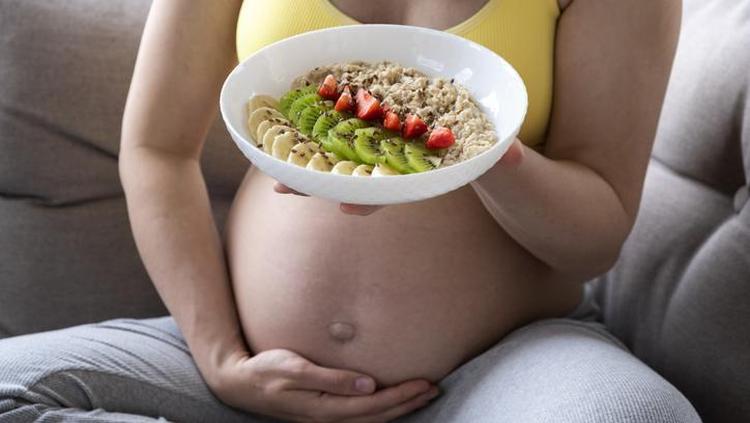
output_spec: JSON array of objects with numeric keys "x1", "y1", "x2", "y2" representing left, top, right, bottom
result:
[
  {"x1": 0, "y1": 0, "x2": 247, "y2": 337},
  {"x1": 594, "y1": 1, "x2": 750, "y2": 421}
]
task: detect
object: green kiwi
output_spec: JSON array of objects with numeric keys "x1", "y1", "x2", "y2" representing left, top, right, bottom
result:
[
  {"x1": 328, "y1": 131, "x2": 359, "y2": 161},
  {"x1": 298, "y1": 102, "x2": 332, "y2": 136},
  {"x1": 288, "y1": 93, "x2": 322, "y2": 126},
  {"x1": 321, "y1": 118, "x2": 369, "y2": 160},
  {"x1": 380, "y1": 139, "x2": 413, "y2": 174},
  {"x1": 279, "y1": 85, "x2": 316, "y2": 117},
  {"x1": 404, "y1": 143, "x2": 439, "y2": 173},
  {"x1": 312, "y1": 110, "x2": 345, "y2": 142},
  {"x1": 353, "y1": 127, "x2": 388, "y2": 165}
]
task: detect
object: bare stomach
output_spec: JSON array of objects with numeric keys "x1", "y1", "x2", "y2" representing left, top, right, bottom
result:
[{"x1": 226, "y1": 167, "x2": 581, "y2": 386}]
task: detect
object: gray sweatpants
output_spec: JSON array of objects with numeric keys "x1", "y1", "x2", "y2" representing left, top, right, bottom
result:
[{"x1": 0, "y1": 288, "x2": 700, "y2": 422}]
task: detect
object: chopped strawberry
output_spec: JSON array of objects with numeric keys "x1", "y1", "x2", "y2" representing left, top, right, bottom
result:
[
  {"x1": 402, "y1": 114, "x2": 429, "y2": 139},
  {"x1": 383, "y1": 111, "x2": 401, "y2": 132},
  {"x1": 334, "y1": 85, "x2": 354, "y2": 112},
  {"x1": 318, "y1": 74, "x2": 338, "y2": 100},
  {"x1": 426, "y1": 127, "x2": 456, "y2": 149},
  {"x1": 354, "y1": 88, "x2": 382, "y2": 121}
]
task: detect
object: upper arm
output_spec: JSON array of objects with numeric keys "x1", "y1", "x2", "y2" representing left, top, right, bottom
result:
[
  {"x1": 121, "y1": 0, "x2": 242, "y2": 159},
  {"x1": 545, "y1": 0, "x2": 681, "y2": 218}
]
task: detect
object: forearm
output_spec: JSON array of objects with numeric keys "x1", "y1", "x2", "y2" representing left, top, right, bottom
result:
[
  {"x1": 471, "y1": 143, "x2": 631, "y2": 279},
  {"x1": 119, "y1": 146, "x2": 246, "y2": 382}
]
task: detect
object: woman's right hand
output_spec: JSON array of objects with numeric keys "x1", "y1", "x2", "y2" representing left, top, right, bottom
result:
[{"x1": 209, "y1": 348, "x2": 439, "y2": 423}]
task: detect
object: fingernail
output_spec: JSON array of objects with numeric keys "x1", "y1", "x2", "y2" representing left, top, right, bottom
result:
[
  {"x1": 354, "y1": 376, "x2": 375, "y2": 393},
  {"x1": 424, "y1": 387, "x2": 440, "y2": 400}
]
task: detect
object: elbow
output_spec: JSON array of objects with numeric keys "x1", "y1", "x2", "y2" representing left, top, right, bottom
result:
[{"x1": 554, "y1": 218, "x2": 631, "y2": 282}]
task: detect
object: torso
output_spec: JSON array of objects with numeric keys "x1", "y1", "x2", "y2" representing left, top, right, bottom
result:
[{"x1": 226, "y1": 0, "x2": 581, "y2": 387}]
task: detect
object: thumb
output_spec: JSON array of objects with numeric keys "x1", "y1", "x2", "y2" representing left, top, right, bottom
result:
[{"x1": 294, "y1": 364, "x2": 377, "y2": 396}]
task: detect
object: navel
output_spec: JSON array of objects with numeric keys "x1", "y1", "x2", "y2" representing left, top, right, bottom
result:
[{"x1": 328, "y1": 321, "x2": 356, "y2": 343}]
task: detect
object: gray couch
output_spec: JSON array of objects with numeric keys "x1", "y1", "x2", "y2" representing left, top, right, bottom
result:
[{"x1": 1, "y1": 1, "x2": 748, "y2": 422}]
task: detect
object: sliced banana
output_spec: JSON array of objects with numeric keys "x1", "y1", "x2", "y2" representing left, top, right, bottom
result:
[
  {"x1": 306, "y1": 152, "x2": 340, "y2": 172},
  {"x1": 272, "y1": 132, "x2": 300, "y2": 161},
  {"x1": 287, "y1": 142, "x2": 321, "y2": 167},
  {"x1": 262, "y1": 125, "x2": 294, "y2": 154},
  {"x1": 330, "y1": 161, "x2": 359, "y2": 175},
  {"x1": 372, "y1": 163, "x2": 400, "y2": 176},
  {"x1": 247, "y1": 95, "x2": 280, "y2": 115},
  {"x1": 352, "y1": 164, "x2": 374, "y2": 177},
  {"x1": 255, "y1": 118, "x2": 288, "y2": 146},
  {"x1": 248, "y1": 107, "x2": 287, "y2": 140}
]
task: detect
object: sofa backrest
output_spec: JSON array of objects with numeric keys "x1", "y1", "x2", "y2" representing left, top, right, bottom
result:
[
  {"x1": 594, "y1": 1, "x2": 750, "y2": 421},
  {"x1": 0, "y1": 0, "x2": 247, "y2": 337}
]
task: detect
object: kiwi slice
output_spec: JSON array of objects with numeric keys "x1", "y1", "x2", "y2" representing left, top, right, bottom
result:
[
  {"x1": 328, "y1": 131, "x2": 360, "y2": 161},
  {"x1": 298, "y1": 102, "x2": 332, "y2": 136},
  {"x1": 353, "y1": 127, "x2": 388, "y2": 165},
  {"x1": 380, "y1": 139, "x2": 413, "y2": 174},
  {"x1": 288, "y1": 93, "x2": 323, "y2": 126},
  {"x1": 404, "y1": 143, "x2": 439, "y2": 173},
  {"x1": 279, "y1": 85, "x2": 316, "y2": 117},
  {"x1": 322, "y1": 118, "x2": 369, "y2": 160},
  {"x1": 312, "y1": 110, "x2": 345, "y2": 142}
]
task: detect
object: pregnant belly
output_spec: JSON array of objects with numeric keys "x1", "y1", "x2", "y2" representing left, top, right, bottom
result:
[{"x1": 225, "y1": 168, "x2": 581, "y2": 386}]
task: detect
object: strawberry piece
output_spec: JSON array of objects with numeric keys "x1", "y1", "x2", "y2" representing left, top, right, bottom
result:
[
  {"x1": 402, "y1": 114, "x2": 428, "y2": 139},
  {"x1": 334, "y1": 85, "x2": 354, "y2": 112},
  {"x1": 383, "y1": 111, "x2": 401, "y2": 131},
  {"x1": 426, "y1": 127, "x2": 456, "y2": 149},
  {"x1": 354, "y1": 88, "x2": 382, "y2": 121},
  {"x1": 318, "y1": 74, "x2": 338, "y2": 100}
]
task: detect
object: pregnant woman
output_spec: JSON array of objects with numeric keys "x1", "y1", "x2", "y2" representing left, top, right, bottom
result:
[{"x1": 0, "y1": 0, "x2": 699, "y2": 422}]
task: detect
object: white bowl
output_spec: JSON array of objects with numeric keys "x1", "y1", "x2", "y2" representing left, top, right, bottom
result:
[{"x1": 220, "y1": 24, "x2": 527, "y2": 205}]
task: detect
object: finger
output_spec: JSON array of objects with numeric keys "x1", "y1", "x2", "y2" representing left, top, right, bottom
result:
[
  {"x1": 340, "y1": 203, "x2": 383, "y2": 215},
  {"x1": 498, "y1": 138, "x2": 524, "y2": 168},
  {"x1": 290, "y1": 363, "x2": 378, "y2": 396},
  {"x1": 273, "y1": 182, "x2": 309, "y2": 196},
  {"x1": 351, "y1": 386, "x2": 441, "y2": 423},
  {"x1": 313, "y1": 379, "x2": 434, "y2": 420}
]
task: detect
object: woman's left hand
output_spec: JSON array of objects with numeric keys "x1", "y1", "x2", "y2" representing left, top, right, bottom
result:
[{"x1": 274, "y1": 138, "x2": 525, "y2": 216}]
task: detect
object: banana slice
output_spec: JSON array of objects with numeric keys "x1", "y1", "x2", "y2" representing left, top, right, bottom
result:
[
  {"x1": 331, "y1": 161, "x2": 359, "y2": 175},
  {"x1": 247, "y1": 95, "x2": 280, "y2": 115},
  {"x1": 272, "y1": 132, "x2": 300, "y2": 161},
  {"x1": 255, "y1": 118, "x2": 288, "y2": 146},
  {"x1": 372, "y1": 163, "x2": 400, "y2": 176},
  {"x1": 352, "y1": 164, "x2": 374, "y2": 177},
  {"x1": 287, "y1": 142, "x2": 321, "y2": 167},
  {"x1": 262, "y1": 125, "x2": 294, "y2": 154},
  {"x1": 248, "y1": 107, "x2": 287, "y2": 140},
  {"x1": 306, "y1": 152, "x2": 340, "y2": 172}
]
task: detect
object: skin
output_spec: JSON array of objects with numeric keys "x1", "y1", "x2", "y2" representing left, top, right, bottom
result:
[{"x1": 120, "y1": 0, "x2": 680, "y2": 422}]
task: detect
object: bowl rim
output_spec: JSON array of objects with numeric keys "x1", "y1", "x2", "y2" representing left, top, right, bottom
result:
[{"x1": 220, "y1": 23, "x2": 528, "y2": 181}]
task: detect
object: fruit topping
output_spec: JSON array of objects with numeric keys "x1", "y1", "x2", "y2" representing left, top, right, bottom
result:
[
  {"x1": 383, "y1": 110, "x2": 401, "y2": 132},
  {"x1": 354, "y1": 88, "x2": 382, "y2": 121},
  {"x1": 426, "y1": 127, "x2": 456, "y2": 149},
  {"x1": 318, "y1": 74, "x2": 339, "y2": 100},
  {"x1": 334, "y1": 85, "x2": 355, "y2": 113},
  {"x1": 402, "y1": 114, "x2": 428, "y2": 139}
]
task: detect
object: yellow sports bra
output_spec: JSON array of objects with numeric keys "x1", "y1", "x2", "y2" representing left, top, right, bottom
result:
[{"x1": 237, "y1": 0, "x2": 559, "y2": 147}]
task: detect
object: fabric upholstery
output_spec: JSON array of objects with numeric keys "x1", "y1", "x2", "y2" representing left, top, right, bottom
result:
[
  {"x1": 0, "y1": 0, "x2": 248, "y2": 337},
  {"x1": 593, "y1": 1, "x2": 750, "y2": 422}
]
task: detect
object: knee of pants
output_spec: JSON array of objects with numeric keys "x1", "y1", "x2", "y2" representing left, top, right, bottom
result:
[{"x1": 415, "y1": 320, "x2": 702, "y2": 423}]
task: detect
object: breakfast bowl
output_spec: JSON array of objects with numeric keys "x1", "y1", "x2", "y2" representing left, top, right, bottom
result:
[{"x1": 220, "y1": 24, "x2": 527, "y2": 205}]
